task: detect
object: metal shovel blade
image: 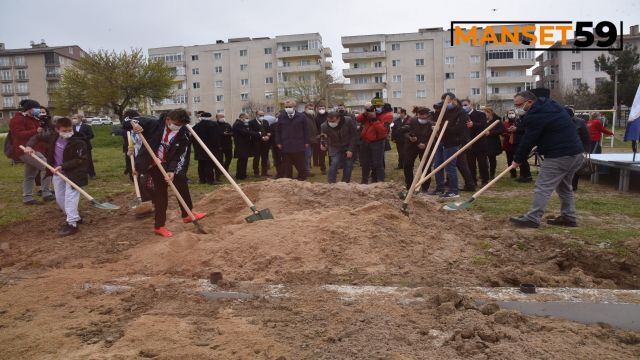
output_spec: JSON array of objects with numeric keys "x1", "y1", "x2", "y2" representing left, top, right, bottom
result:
[
  {"x1": 128, "y1": 197, "x2": 141, "y2": 209},
  {"x1": 192, "y1": 220, "x2": 207, "y2": 234},
  {"x1": 90, "y1": 199, "x2": 120, "y2": 210},
  {"x1": 245, "y1": 206, "x2": 274, "y2": 223},
  {"x1": 442, "y1": 197, "x2": 475, "y2": 211}
]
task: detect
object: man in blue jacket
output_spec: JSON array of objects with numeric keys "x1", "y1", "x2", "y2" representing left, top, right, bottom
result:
[
  {"x1": 509, "y1": 91, "x2": 584, "y2": 228},
  {"x1": 275, "y1": 99, "x2": 309, "y2": 181}
]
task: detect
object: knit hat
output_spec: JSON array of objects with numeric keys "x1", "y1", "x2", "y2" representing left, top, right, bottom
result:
[
  {"x1": 19, "y1": 99, "x2": 40, "y2": 111},
  {"x1": 371, "y1": 97, "x2": 384, "y2": 106}
]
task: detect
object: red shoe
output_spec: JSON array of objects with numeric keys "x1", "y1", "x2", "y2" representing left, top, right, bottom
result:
[
  {"x1": 154, "y1": 226, "x2": 173, "y2": 237},
  {"x1": 183, "y1": 211, "x2": 207, "y2": 223}
]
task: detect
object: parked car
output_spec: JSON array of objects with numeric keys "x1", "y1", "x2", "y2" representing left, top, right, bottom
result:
[
  {"x1": 87, "y1": 116, "x2": 113, "y2": 125},
  {"x1": 111, "y1": 124, "x2": 125, "y2": 136}
]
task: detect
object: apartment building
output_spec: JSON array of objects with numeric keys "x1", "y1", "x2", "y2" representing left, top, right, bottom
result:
[
  {"x1": 341, "y1": 26, "x2": 536, "y2": 113},
  {"x1": 534, "y1": 25, "x2": 640, "y2": 93},
  {"x1": 148, "y1": 33, "x2": 332, "y2": 120},
  {"x1": 0, "y1": 41, "x2": 85, "y2": 126}
]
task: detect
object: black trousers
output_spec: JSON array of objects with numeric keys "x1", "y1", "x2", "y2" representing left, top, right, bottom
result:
[
  {"x1": 87, "y1": 149, "x2": 96, "y2": 177},
  {"x1": 124, "y1": 154, "x2": 132, "y2": 179},
  {"x1": 253, "y1": 144, "x2": 270, "y2": 176},
  {"x1": 488, "y1": 154, "x2": 498, "y2": 179},
  {"x1": 456, "y1": 151, "x2": 476, "y2": 188},
  {"x1": 197, "y1": 159, "x2": 215, "y2": 184},
  {"x1": 272, "y1": 145, "x2": 284, "y2": 178},
  {"x1": 236, "y1": 157, "x2": 248, "y2": 180},
  {"x1": 282, "y1": 151, "x2": 306, "y2": 180},
  {"x1": 216, "y1": 146, "x2": 233, "y2": 180},
  {"x1": 467, "y1": 151, "x2": 489, "y2": 185},
  {"x1": 312, "y1": 143, "x2": 327, "y2": 172},
  {"x1": 506, "y1": 151, "x2": 531, "y2": 178},
  {"x1": 395, "y1": 140, "x2": 405, "y2": 169},
  {"x1": 403, "y1": 149, "x2": 431, "y2": 191},
  {"x1": 148, "y1": 165, "x2": 193, "y2": 229}
]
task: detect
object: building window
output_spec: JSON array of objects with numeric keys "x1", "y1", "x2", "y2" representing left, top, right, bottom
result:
[
  {"x1": 193, "y1": 82, "x2": 200, "y2": 89},
  {"x1": 416, "y1": 74, "x2": 425, "y2": 82},
  {"x1": 215, "y1": 80, "x2": 223, "y2": 88},
  {"x1": 372, "y1": 44, "x2": 381, "y2": 52},
  {"x1": 14, "y1": 56, "x2": 26, "y2": 66},
  {"x1": 391, "y1": 43, "x2": 400, "y2": 51},
  {"x1": 445, "y1": 56, "x2": 455, "y2": 64},
  {"x1": 1, "y1": 70, "x2": 11, "y2": 81},
  {"x1": 354, "y1": 77, "x2": 368, "y2": 84},
  {"x1": 192, "y1": 54, "x2": 199, "y2": 61},
  {"x1": 265, "y1": 91, "x2": 273, "y2": 99},
  {"x1": 392, "y1": 75, "x2": 402, "y2": 82},
  {"x1": 215, "y1": 66, "x2": 223, "y2": 73},
  {"x1": 264, "y1": 48, "x2": 272, "y2": 55},
  {"x1": 415, "y1": 42, "x2": 424, "y2": 50},
  {"x1": 1, "y1": 83, "x2": 12, "y2": 94},
  {"x1": 265, "y1": 77, "x2": 274, "y2": 84},
  {"x1": 470, "y1": 71, "x2": 480, "y2": 79},
  {"x1": 281, "y1": 45, "x2": 291, "y2": 52},
  {"x1": 416, "y1": 59, "x2": 425, "y2": 66},
  {"x1": 445, "y1": 72, "x2": 455, "y2": 80},
  {"x1": 240, "y1": 93, "x2": 249, "y2": 101},
  {"x1": 416, "y1": 90, "x2": 426, "y2": 98},
  {"x1": 374, "y1": 76, "x2": 384, "y2": 83},
  {"x1": 216, "y1": 95, "x2": 224, "y2": 102},
  {"x1": 217, "y1": 109, "x2": 224, "y2": 113},
  {"x1": 571, "y1": 62, "x2": 581, "y2": 70},
  {"x1": 471, "y1": 88, "x2": 481, "y2": 95},
  {"x1": 374, "y1": 61, "x2": 383, "y2": 68},
  {"x1": 192, "y1": 68, "x2": 199, "y2": 75},
  {"x1": 193, "y1": 96, "x2": 201, "y2": 103},
  {"x1": 241, "y1": 79, "x2": 249, "y2": 86},
  {"x1": 0, "y1": 57, "x2": 10, "y2": 66},
  {"x1": 572, "y1": 49, "x2": 581, "y2": 54},
  {"x1": 16, "y1": 83, "x2": 28, "y2": 93},
  {"x1": 392, "y1": 91, "x2": 402, "y2": 98},
  {"x1": 493, "y1": 87, "x2": 500, "y2": 94},
  {"x1": 16, "y1": 70, "x2": 27, "y2": 80},
  {"x1": 240, "y1": 64, "x2": 248, "y2": 71},
  {"x1": 595, "y1": 77, "x2": 606, "y2": 87},
  {"x1": 572, "y1": 78, "x2": 582, "y2": 87},
  {"x1": 3, "y1": 97, "x2": 14, "y2": 107},
  {"x1": 265, "y1": 62, "x2": 272, "y2": 69},
  {"x1": 486, "y1": 49, "x2": 514, "y2": 60},
  {"x1": 470, "y1": 55, "x2": 480, "y2": 64},
  {"x1": 177, "y1": 82, "x2": 184, "y2": 90},
  {"x1": 214, "y1": 53, "x2": 222, "y2": 60},
  {"x1": 240, "y1": 50, "x2": 248, "y2": 56},
  {"x1": 392, "y1": 60, "x2": 400, "y2": 67}
]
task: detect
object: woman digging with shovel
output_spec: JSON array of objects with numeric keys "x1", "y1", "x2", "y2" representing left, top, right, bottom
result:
[{"x1": 125, "y1": 109, "x2": 207, "y2": 237}]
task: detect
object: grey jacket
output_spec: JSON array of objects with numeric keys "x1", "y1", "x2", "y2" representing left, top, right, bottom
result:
[{"x1": 320, "y1": 118, "x2": 358, "y2": 156}]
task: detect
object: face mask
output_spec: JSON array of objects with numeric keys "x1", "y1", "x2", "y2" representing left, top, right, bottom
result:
[
  {"x1": 446, "y1": 103, "x2": 455, "y2": 110},
  {"x1": 72, "y1": 119, "x2": 80, "y2": 125},
  {"x1": 328, "y1": 121, "x2": 339, "y2": 128},
  {"x1": 515, "y1": 108, "x2": 526, "y2": 117},
  {"x1": 31, "y1": 108, "x2": 41, "y2": 117},
  {"x1": 318, "y1": 109, "x2": 326, "y2": 114},
  {"x1": 218, "y1": 117, "x2": 226, "y2": 122},
  {"x1": 168, "y1": 123, "x2": 182, "y2": 132},
  {"x1": 418, "y1": 119, "x2": 429, "y2": 125},
  {"x1": 462, "y1": 105, "x2": 471, "y2": 113},
  {"x1": 59, "y1": 131, "x2": 73, "y2": 139},
  {"x1": 375, "y1": 107, "x2": 382, "y2": 114},
  {"x1": 508, "y1": 114, "x2": 516, "y2": 119},
  {"x1": 258, "y1": 116, "x2": 264, "y2": 121},
  {"x1": 305, "y1": 109, "x2": 315, "y2": 116},
  {"x1": 242, "y1": 119, "x2": 249, "y2": 125},
  {"x1": 285, "y1": 107, "x2": 295, "y2": 115}
]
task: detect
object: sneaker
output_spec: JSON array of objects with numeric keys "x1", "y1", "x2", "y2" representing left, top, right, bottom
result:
[
  {"x1": 427, "y1": 190, "x2": 445, "y2": 196},
  {"x1": 440, "y1": 192, "x2": 460, "y2": 198},
  {"x1": 42, "y1": 194, "x2": 56, "y2": 202},
  {"x1": 546, "y1": 215, "x2": 577, "y2": 227},
  {"x1": 516, "y1": 177, "x2": 533, "y2": 183},
  {"x1": 509, "y1": 215, "x2": 540, "y2": 228},
  {"x1": 459, "y1": 186, "x2": 477, "y2": 192},
  {"x1": 59, "y1": 223, "x2": 78, "y2": 237},
  {"x1": 24, "y1": 199, "x2": 43, "y2": 205},
  {"x1": 154, "y1": 226, "x2": 173, "y2": 237},
  {"x1": 183, "y1": 211, "x2": 207, "y2": 223}
]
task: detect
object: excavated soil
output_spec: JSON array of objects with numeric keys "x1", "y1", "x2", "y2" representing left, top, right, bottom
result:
[{"x1": 0, "y1": 179, "x2": 638, "y2": 359}]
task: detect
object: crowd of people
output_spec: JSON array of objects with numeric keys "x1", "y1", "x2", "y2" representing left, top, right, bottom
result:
[{"x1": 7, "y1": 88, "x2": 610, "y2": 237}]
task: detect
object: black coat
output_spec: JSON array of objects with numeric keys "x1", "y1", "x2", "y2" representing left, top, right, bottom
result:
[
  {"x1": 403, "y1": 118, "x2": 434, "y2": 155},
  {"x1": 123, "y1": 117, "x2": 191, "y2": 175},
  {"x1": 392, "y1": 116, "x2": 411, "y2": 143},
  {"x1": 467, "y1": 109, "x2": 488, "y2": 153},
  {"x1": 218, "y1": 120, "x2": 234, "y2": 150},
  {"x1": 573, "y1": 116, "x2": 591, "y2": 152},
  {"x1": 233, "y1": 120, "x2": 260, "y2": 158},
  {"x1": 248, "y1": 118, "x2": 271, "y2": 151},
  {"x1": 192, "y1": 119, "x2": 221, "y2": 161},
  {"x1": 320, "y1": 118, "x2": 358, "y2": 156},
  {"x1": 485, "y1": 116, "x2": 505, "y2": 156},
  {"x1": 27, "y1": 132, "x2": 88, "y2": 187},
  {"x1": 275, "y1": 111, "x2": 309, "y2": 153},
  {"x1": 435, "y1": 106, "x2": 469, "y2": 148},
  {"x1": 74, "y1": 123, "x2": 94, "y2": 150}
]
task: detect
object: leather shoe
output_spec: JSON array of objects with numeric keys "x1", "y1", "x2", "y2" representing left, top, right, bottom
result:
[
  {"x1": 546, "y1": 215, "x2": 577, "y2": 227},
  {"x1": 509, "y1": 215, "x2": 540, "y2": 228}
]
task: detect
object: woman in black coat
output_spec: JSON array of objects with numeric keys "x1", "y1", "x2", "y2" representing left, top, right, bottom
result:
[
  {"x1": 232, "y1": 113, "x2": 260, "y2": 180},
  {"x1": 481, "y1": 107, "x2": 505, "y2": 179}
]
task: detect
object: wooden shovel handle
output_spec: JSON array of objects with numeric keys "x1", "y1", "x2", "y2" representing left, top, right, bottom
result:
[
  {"x1": 419, "y1": 120, "x2": 448, "y2": 183},
  {"x1": 127, "y1": 131, "x2": 142, "y2": 199},
  {"x1": 472, "y1": 164, "x2": 517, "y2": 199},
  {"x1": 19, "y1": 145, "x2": 97, "y2": 202}
]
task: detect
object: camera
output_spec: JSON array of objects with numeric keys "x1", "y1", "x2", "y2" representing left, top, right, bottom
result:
[
  {"x1": 433, "y1": 101, "x2": 444, "y2": 111},
  {"x1": 319, "y1": 133, "x2": 328, "y2": 148},
  {"x1": 38, "y1": 114, "x2": 52, "y2": 129}
]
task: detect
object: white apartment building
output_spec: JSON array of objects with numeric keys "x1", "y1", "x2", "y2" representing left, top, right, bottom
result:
[
  {"x1": 534, "y1": 25, "x2": 640, "y2": 93},
  {"x1": 148, "y1": 33, "x2": 332, "y2": 120},
  {"x1": 341, "y1": 26, "x2": 536, "y2": 113}
]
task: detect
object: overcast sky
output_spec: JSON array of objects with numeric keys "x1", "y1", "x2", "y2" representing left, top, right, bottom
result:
[{"x1": 2, "y1": 0, "x2": 639, "y2": 77}]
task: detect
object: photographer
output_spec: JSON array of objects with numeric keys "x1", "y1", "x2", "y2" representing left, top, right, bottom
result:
[
  {"x1": 320, "y1": 111, "x2": 358, "y2": 183},
  {"x1": 8, "y1": 99, "x2": 55, "y2": 205},
  {"x1": 403, "y1": 107, "x2": 434, "y2": 193}
]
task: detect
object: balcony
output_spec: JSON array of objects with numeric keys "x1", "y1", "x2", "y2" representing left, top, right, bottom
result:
[
  {"x1": 486, "y1": 58, "x2": 535, "y2": 68},
  {"x1": 487, "y1": 75, "x2": 533, "y2": 85},
  {"x1": 46, "y1": 74, "x2": 61, "y2": 80},
  {"x1": 1, "y1": 90, "x2": 13, "y2": 96},
  {"x1": 487, "y1": 93, "x2": 518, "y2": 101},
  {"x1": 2, "y1": 103, "x2": 16, "y2": 109},
  {"x1": 278, "y1": 64, "x2": 322, "y2": 73},
  {"x1": 343, "y1": 67, "x2": 385, "y2": 77},
  {"x1": 532, "y1": 66, "x2": 544, "y2": 76},
  {"x1": 345, "y1": 83, "x2": 384, "y2": 91},
  {"x1": 14, "y1": 63, "x2": 28, "y2": 69},
  {"x1": 344, "y1": 99, "x2": 368, "y2": 107},
  {"x1": 342, "y1": 51, "x2": 386, "y2": 62},
  {"x1": 15, "y1": 77, "x2": 28, "y2": 82},
  {"x1": 276, "y1": 49, "x2": 322, "y2": 58},
  {"x1": 0, "y1": 77, "x2": 12, "y2": 83},
  {"x1": 0, "y1": 63, "x2": 11, "y2": 69},
  {"x1": 45, "y1": 61, "x2": 61, "y2": 66},
  {"x1": 47, "y1": 87, "x2": 58, "y2": 94},
  {"x1": 15, "y1": 90, "x2": 30, "y2": 96}
]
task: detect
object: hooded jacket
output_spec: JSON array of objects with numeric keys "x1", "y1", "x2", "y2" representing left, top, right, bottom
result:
[
  {"x1": 320, "y1": 117, "x2": 358, "y2": 156},
  {"x1": 26, "y1": 132, "x2": 88, "y2": 186},
  {"x1": 9, "y1": 112, "x2": 48, "y2": 158}
]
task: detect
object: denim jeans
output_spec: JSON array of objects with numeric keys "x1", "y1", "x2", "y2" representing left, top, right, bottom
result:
[
  {"x1": 434, "y1": 144, "x2": 460, "y2": 194},
  {"x1": 305, "y1": 146, "x2": 313, "y2": 175},
  {"x1": 360, "y1": 140, "x2": 385, "y2": 183},
  {"x1": 328, "y1": 151, "x2": 354, "y2": 183}
]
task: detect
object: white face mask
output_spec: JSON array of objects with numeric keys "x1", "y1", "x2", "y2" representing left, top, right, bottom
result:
[
  {"x1": 508, "y1": 114, "x2": 516, "y2": 119},
  {"x1": 318, "y1": 109, "x2": 326, "y2": 114},
  {"x1": 258, "y1": 116, "x2": 264, "y2": 121},
  {"x1": 305, "y1": 109, "x2": 315, "y2": 116},
  {"x1": 514, "y1": 108, "x2": 526, "y2": 117},
  {"x1": 328, "y1": 121, "x2": 339, "y2": 128},
  {"x1": 59, "y1": 131, "x2": 73, "y2": 139},
  {"x1": 418, "y1": 119, "x2": 429, "y2": 125},
  {"x1": 285, "y1": 107, "x2": 295, "y2": 115},
  {"x1": 218, "y1": 117, "x2": 226, "y2": 122},
  {"x1": 72, "y1": 119, "x2": 80, "y2": 125},
  {"x1": 168, "y1": 123, "x2": 182, "y2": 132}
]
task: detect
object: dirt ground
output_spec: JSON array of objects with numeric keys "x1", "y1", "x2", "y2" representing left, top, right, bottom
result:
[{"x1": 1, "y1": 179, "x2": 639, "y2": 359}]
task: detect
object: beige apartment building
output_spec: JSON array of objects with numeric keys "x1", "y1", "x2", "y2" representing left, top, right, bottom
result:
[
  {"x1": 341, "y1": 26, "x2": 536, "y2": 114},
  {"x1": 534, "y1": 25, "x2": 640, "y2": 93},
  {"x1": 148, "y1": 33, "x2": 332, "y2": 120},
  {"x1": 0, "y1": 41, "x2": 85, "y2": 126}
]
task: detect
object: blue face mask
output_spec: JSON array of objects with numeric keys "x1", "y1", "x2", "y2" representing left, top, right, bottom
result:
[
  {"x1": 31, "y1": 108, "x2": 41, "y2": 117},
  {"x1": 462, "y1": 105, "x2": 471, "y2": 113},
  {"x1": 446, "y1": 103, "x2": 455, "y2": 110},
  {"x1": 375, "y1": 107, "x2": 382, "y2": 114}
]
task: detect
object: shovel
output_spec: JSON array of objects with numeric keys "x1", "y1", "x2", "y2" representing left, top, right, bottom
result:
[
  {"x1": 126, "y1": 131, "x2": 153, "y2": 215},
  {"x1": 19, "y1": 145, "x2": 119, "y2": 210},
  {"x1": 186, "y1": 125, "x2": 273, "y2": 223},
  {"x1": 136, "y1": 131, "x2": 207, "y2": 234},
  {"x1": 443, "y1": 164, "x2": 517, "y2": 211}
]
